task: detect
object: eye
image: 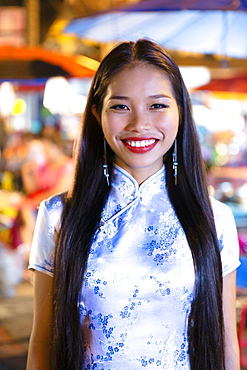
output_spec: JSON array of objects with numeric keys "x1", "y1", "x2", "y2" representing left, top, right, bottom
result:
[
  {"x1": 110, "y1": 104, "x2": 129, "y2": 110},
  {"x1": 150, "y1": 103, "x2": 169, "y2": 109}
]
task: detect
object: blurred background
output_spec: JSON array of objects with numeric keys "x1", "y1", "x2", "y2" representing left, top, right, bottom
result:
[{"x1": 0, "y1": 0, "x2": 247, "y2": 369}]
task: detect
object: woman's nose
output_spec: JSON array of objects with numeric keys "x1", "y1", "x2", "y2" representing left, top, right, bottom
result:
[{"x1": 126, "y1": 110, "x2": 151, "y2": 132}]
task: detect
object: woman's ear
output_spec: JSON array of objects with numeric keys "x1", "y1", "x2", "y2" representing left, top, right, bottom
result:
[{"x1": 91, "y1": 105, "x2": 101, "y2": 125}]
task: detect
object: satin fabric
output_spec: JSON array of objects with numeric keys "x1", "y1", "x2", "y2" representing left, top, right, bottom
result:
[{"x1": 29, "y1": 165, "x2": 240, "y2": 369}]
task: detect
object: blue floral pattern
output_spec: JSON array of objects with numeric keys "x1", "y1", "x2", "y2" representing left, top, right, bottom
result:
[{"x1": 29, "y1": 164, "x2": 240, "y2": 369}]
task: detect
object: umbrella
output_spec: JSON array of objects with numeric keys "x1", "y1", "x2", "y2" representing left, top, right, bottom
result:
[
  {"x1": 64, "y1": 10, "x2": 247, "y2": 61},
  {"x1": 0, "y1": 45, "x2": 99, "y2": 79}
]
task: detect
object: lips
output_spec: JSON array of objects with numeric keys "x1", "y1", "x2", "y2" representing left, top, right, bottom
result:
[
  {"x1": 125, "y1": 139, "x2": 156, "y2": 147},
  {"x1": 122, "y1": 137, "x2": 158, "y2": 153}
]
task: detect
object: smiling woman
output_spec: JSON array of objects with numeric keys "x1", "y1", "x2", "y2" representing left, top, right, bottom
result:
[
  {"x1": 27, "y1": 39, "x2": 240, "y2": 370},
  {"x1": 92, "y1": 62, "x2": 179, "y2": 184}
]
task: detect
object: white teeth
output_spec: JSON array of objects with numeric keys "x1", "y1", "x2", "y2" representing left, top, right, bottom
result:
[{"x1": 125, "y1": 139, "x2": 156, "y2": 147}]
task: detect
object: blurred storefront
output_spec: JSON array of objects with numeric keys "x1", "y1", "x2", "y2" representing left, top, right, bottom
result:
[
  {"x1": 0, "y1": 3, "x2": 100, "y2": 293},
  {"x1": 191, "y1": 86, "x2": 247, "y2": 238}
]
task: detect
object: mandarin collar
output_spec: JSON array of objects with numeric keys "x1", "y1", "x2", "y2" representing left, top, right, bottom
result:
[{"x1": 111, "y1": 164, "x2": 166, "y2": 203}]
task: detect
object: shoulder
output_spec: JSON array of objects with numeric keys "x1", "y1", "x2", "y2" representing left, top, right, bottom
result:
[
  {"x1": 210, "y1": 197, "x2": 240, "y2": 275},
  {"x1": 37, "y1": 192, "x2": 66, "y2": 230},
  {"x1": 43, "y1": 192, "x2": 65, "y2": 211},
  {"x1": 210, "y1": 196, "x2": 238, "y2": 246},
  {"x1": 210, "y1": 196, "x2": 235, "y2": 223},
  {"x1": 29, "y1": 193, "x2": 67, "y2": 276}
]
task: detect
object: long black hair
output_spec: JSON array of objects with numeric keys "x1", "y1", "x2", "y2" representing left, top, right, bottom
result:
[{"x1": 52, "y1": 39, "x2": 224, "y2": 369}]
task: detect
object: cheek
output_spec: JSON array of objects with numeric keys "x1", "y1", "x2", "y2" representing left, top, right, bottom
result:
[
  {"x1": 101, "y1": 118, "x2": 117, "y2": 140},
  {"x1": 101, "y1": 113, "x2": 124, "y2": 138},
  {"x1": 158, "y1": 115, "x2": 179, "y2": 136},
  {"x1": 167, "y1": 109, "x2": 179, "y2": 131}
]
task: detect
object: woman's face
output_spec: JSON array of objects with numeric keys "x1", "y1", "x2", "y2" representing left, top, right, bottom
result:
[{"x1": 96, "y1": 62, "x2": 179, "y2": 184}]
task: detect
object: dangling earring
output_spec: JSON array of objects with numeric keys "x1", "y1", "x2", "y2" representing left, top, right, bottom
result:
[
  {"x1": 103, "y1": 138, "x2": 110, "y2": 186},
  {"x1": 172, "y1": 139, "x2": 178, "y2": 185}
]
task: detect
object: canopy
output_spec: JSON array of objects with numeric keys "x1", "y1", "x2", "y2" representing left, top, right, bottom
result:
[
  {"x1": 197, "y1": 72, "x2": 247, "y2": 93},
  {"x1": 119, "y1": 0, "x2": 247, "y2": 11},
  {"x1": 0, "y1": 45, "x2": 99, "y2": 79},
  {"x1": 64, "y1": 10, "x2": 247, "y2": 62}
]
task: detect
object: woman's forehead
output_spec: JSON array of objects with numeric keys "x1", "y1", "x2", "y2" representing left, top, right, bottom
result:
[{"x1": 104, "y1": 62, "x2": 174, "y2": 98}]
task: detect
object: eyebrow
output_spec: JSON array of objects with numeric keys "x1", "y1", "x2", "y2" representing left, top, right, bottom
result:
[
  {"x1": 109, "y1": 94, "x2": 172, "y2": 100},
  {"x1": 109, "y1": 95, "x2": 128, "y2": 100},
  {"x1": 149, "y1": 94, "x2": 172, "y2": 99}
]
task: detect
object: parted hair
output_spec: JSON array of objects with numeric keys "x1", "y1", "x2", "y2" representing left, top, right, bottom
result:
[{"x1": 52, "y1": 39, "x2": 224, "y2": 370}]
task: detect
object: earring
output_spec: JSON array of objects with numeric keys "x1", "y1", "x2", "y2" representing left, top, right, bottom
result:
[
  {"x1": 103, "y1": 139, "x2": 110, "y2": 186},
  {"x1": 172, "y1": 139, "x2": 178, "y2": 185}
]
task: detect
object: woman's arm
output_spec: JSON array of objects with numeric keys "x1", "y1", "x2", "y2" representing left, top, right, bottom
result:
[
  {"x1": 26, "y1": 270, "x2": 54, "y2": 370},
  {"x1": 223, "y1": 270, "x2": 240, "y2": 370}
]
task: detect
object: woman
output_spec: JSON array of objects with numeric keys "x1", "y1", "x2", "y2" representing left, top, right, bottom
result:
[{"x1": 27, "y1": 39, "x2": 240, "y2": 370}]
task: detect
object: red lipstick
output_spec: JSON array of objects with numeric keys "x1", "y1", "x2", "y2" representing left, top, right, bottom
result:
[{"x1": 121, "y1": 137, "x2": 158, "y2": 153}]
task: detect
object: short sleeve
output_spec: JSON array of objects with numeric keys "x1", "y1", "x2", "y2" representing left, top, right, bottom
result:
[
  {"x1": 28, "y1": 194, "x2": 63, "y2": 277},
  {"x1": 211, "y1": 197, "x2": 240, "y2": 277}
]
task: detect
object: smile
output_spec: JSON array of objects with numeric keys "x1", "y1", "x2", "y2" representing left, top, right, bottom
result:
[
  {"x1": 125, "y1": 139, "x2": 156, "y2": 148},
  {"x1": 122, "y1": 138, "x2": 158, "y2": 153}
]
